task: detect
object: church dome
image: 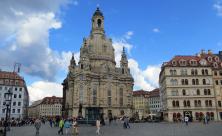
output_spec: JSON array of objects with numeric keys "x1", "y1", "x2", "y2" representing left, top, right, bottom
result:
[{"x1": 93, "y1": 7, "x2": 103, "y2": 17}]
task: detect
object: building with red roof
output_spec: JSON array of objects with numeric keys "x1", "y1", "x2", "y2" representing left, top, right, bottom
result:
[
  {"x1": 159, "y1": 50, "x2": 222, "y2": 122},
  {"x1": 28, "y1": 96, "x2": 63, "y2": 118},
  {"x1": 0, "y1": 70, "x2": 29, "y2": 120}
]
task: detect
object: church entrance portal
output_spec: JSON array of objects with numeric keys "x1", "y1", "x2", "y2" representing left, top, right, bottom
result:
[{"x1": 85, "y1": 107, "x2": 103, "y2": 120}]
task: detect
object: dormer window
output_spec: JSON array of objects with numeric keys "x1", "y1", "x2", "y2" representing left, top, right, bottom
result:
[
  {"x1": 172, "y1": 60, "x2": 177, "y2": 66},
  {"x1": 179, "y1": 60, "x2": 187, "y2": 66},
  {"x1": 215, "y1": 56, "x2": 220, "y2": 62},
  {"x1": 200, "y1": 59, "x2": 207, "y2": 66},
  {"x1": 208, "y1": 56, "x2": 212, "y2": 62},
  {"x1": 214, "y1": 62, "x2": 218, "y2": 68},
  {"x1": 190, "y1": 60, "x2": 197, "y2": 66}
]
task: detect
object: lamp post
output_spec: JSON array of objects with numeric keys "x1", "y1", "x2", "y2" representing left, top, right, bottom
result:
[{"x1": 3, "y1": 88, "x2": 13, "y2": 136}]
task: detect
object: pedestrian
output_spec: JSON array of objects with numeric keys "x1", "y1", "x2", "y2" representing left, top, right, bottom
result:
[
  {"x1": 64, "y1": 119, "x2": 71, "y2": 135},
  {"x1": 123, "y1": 116, "x2": 127, "y2": 129},
  {"x1": 206, "y1": 115, "x2": 210, "y2": 124},
  {"x1": 34, "y1": 118, "x2": 41, "y2": 136},
  {"x1": 49, "y1": 118, "x2": 53, "y2": 127},
  {"x1": 72, "y1": 118, "x2": 79, "y2": 136},
  {"x1": 96, "y1": 118, "x2": 101, "y2": 135},
  {"x1": 58, "y1": 118, "x2": 64, "y2": 135},
  {"x1": 126, "y1": 117, "x2": 130, "y2": 128},
  {"x1": 184, "y1": 116, "x2": 189, "y2": 126}
]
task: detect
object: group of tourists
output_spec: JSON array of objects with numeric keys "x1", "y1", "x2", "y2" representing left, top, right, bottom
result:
[
  {"x1": 34, "y1": 117, "x2": 79, "y2": 136},
  {"x1": 184, "y1": 115, "x2": 210, "y2": 126},
  {"x1": 32, "y1": 115, "x2": 132, "y2": 136}
]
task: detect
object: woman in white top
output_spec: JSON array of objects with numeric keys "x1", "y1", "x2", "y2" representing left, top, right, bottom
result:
[{"x1": 96, "y1": 118, "x2": 101, "y2": 135}]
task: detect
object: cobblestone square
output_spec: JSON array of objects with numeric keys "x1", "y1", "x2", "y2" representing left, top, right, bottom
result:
[{"x1": 7, "y1": 121, "x2": 222, "y2": 136}]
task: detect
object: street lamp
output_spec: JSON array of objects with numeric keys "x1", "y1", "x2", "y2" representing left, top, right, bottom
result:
[{"x1": 3, "y1": 88, "x2": 13, "y2": 136}]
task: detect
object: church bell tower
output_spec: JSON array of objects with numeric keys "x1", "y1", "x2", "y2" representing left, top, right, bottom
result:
[{"x1": 91, "y1": 7, "x2": 105, "y2": 36}]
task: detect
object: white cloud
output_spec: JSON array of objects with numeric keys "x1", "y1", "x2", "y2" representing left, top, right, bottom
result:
[
  {"x1": 128, "y1": 59, "x2": 160, "y2": 91},
  {"x1": 28, "y1": 81, "x2": 63, "y2": 103},
  {"x1": 112, "y1": 31, "x2": 160, "y2": 91},
  {"x1": 0, "y1": 0, "x2": 73, "y2": 81},
  {"x1": 153, "y1": 28, "x2": 160, "y2": 33},
  {"x1": 112, "y1": 31, "x2": 133, "y2": 66},
  {"x1": 143, "y1": 65, "x2": 161, "y2": 87},
  {"x1": 124, "y1": 31, "x2": 134, "y2": 39},
  {"x1": 214, "y1": 1, "x2": 222, "y2": 16}
]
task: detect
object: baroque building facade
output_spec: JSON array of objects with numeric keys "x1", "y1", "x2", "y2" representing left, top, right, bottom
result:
[
  {"x1": 0, "y1": 71, "x2": 29, "y2": 120},
  {"x1": 159, "y1": 50, "x2": 222, "y2": 122},
  {"x1": 62, "y1": 8, "x2": 134, "y2": 119}
]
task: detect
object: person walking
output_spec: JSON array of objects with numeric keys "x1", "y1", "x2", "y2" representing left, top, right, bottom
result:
[
  {"x1": 126, "y1": 117, "x2": 130, "y2": 128},
  {"x1": 72, "y1": 118, "x2": 79, "y2": 136},
  {"x1": 49, "y1": 118, "x2": 53, "y2": 127},
  {"x1": 34, "y1": 118, "x2": 41, "y2": 136},
  {"x1": 58, "y1": 118, "x2": 64, "y2": 135},
  {"x1": 96, "y1": 118, "x2": 101, "y2": 135},
  {"x1": 64, "y1": 119, "x2": 71, "y2": 135},
  {"x1": 123, "y1": 116, "x2": 127, "y2": 129},
  {"x1": 184, "y1": 116, "x2": 189, "y2": 126}
]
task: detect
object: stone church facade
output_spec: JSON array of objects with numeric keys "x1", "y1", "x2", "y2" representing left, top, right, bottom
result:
[{"x1": 62, "y1": 8, "x2": 134, "y2": 119}]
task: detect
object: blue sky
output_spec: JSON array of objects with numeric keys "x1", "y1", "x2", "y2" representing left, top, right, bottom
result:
[
  {"x1": 0, "y1": 0, "x2": 222, "y2": 102},
  {"x1": 48, "y1": 0, "x2": 222, "y2": 72}
]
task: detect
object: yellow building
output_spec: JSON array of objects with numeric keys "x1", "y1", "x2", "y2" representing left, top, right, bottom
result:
[{"x1": 133, "y1": 90, "x2": 149, "y2": 119}]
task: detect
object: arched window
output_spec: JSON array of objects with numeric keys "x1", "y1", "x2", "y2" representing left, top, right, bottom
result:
[
  {"x1": 185, "y1": 79, "x2": 188, "y2": 85},
  {"x1": 209, "y1": 100, "x2": 212, "y2": 107},
  {"x1": 202, "y1": 69, "x2": 205, "y2": 75},
  {"x1": 205, "y1": 100, "x2": 209, "y2": 107},
  {"x1": 181, "y1": 79, "x2": 185, "y2": 85},
  {"x1": 203, "y1": 79, "x2": 206, "y2": 85},
  {"x1": 176, "y1": 101, "x2": 180, "y2": 107},
  {"x1": 172, "y1": 100, "x2": 176, "y2": 107},
  {"x1": 192, "y1": 79, "x2": 195, "y2": 85},
  {"x1": 194, "y1": 100, "x2": 198, "y2": 107},
  {"x1": 173, "y1": 70, "x2": 177, "y2": 75},
  {"x1": 79, "y1": 85, "x2": 84, "y2": 104},
  {"x1": 196, "y1": 79, "x2": 199, "y2": 85},
  {"x1": 191, "y1": 69, "x2": 195, "y2": 75},
  {"x1": 198, "y1": 100, "x2": 201, "y2": 107},
  {"x1": 182, "y1": 89, "x2": 186, "y2": 96},
  {"x1": 195, "y1": 69, "x2": 198, "y2": 75},
  {"x1": 122, "y1": 68, "x2": 125, "y2": 74},
  {"x1": 107, "y1": 86, "x2": 112, "y2": 106},
  {"x1": 187, "y1": 100, "x2": 190, "y2": 107},
  {"x1": 208, "y1": 89, "x2": 211, "y2": 95},
  {"x1": 119, "y1": 88, "x2": 123, "y2": 106},
  {"x1": 205, "y1": 69, "x2": 208, "y2": 75},
  {"x1": 170, "y1": 70, "x2": 173, "y2": 75},
  {"x1": 204, "y1": 89, "x2": 207, "y2": 95},
  {"x1": 93, "y1": 87, "x2": 97, "y2": 105},
  {"x1": 97, "y1": 19, "x2": 102, "y2": 27},
  {"x1": 183, "y1": 100, "x2": 187, "y2": 107},
  {"x1": 196, "y1": 89, "x2": 200, "y2": 95}
]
